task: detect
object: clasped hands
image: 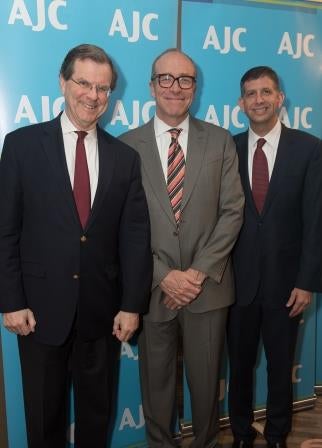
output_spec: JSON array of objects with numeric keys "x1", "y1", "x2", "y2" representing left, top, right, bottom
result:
[{"x1": 161, "y1": 268, "x2": 207, "y2": 310}]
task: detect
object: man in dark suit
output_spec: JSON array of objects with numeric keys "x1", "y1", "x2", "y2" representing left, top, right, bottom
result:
[
  {"x1": 0, "y1": 44, "x2": 152, "y2": 448},
  {"x1": 121, "y1": 49, "x2": 244, "y2": 448},
  {"x1": 228, "y1": 66, "x2": 322, "y2": 448}
]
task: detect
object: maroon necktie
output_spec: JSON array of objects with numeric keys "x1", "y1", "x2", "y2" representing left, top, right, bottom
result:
[
  {"x1": 167, "y1": 128, "x2": 185, "y2": 225},
  {"x1": 73, "y1": 131, "x2": 90, "y2": 228},
  {"x1": 252, "y1": 138, "x2": 268, "y2": 214}
]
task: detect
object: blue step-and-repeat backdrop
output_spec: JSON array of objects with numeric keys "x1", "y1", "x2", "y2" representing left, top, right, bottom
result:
[{"x1": 0, "y1": 1, "x2": 321, "y2": 447}]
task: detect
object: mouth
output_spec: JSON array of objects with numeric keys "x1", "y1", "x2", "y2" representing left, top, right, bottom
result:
[
  {"x1": 164, "y1": 97, "x2": 185, "y2": 101},
  {"x1": 252, "y1": 105, "x2": 269, "y2": 114},
  {"x1": 82, "y1": 102, "x2": 97, "y2": 110}
]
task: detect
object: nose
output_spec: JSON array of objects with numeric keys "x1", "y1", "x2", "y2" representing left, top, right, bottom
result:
[
  {"x1": 87, "y1": 85, "x2": 99, "y2": 100},
  {"x1": 169, "y1": 79, "x2": 181, "y2": 93},
  {"x1": 255, "y1": 91, "x2": 264, "y2": 103}
]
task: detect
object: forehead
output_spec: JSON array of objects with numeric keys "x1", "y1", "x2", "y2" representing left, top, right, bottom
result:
[
  {"x1": 243, "y1": 75, "x2": 278, "y2": 92},
  {"x1": 155, "y1": 52, "x2": 195, "y2": 76},
  {"x1": 72, "y1": 58, "x2": 112, "y2": 82}
]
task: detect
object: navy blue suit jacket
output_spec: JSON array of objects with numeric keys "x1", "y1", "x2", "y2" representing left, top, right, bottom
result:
[
  {"x1": 0, "y1": 115, "x2": 152, "y2": 345},
  {"x1": 233, "y1": 125, "x2": 322, "y2": 306}
]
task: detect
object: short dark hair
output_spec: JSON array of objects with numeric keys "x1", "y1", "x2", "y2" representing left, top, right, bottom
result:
[
  {"x1": 240, "y1": 66, "x2": 280, "y2": 96},
  {"x1": 150, "y1": 48, "x2": 197, "y2": 80},
  {"x1": 60, "y1": 44, "x2": 118, "y2": 91}
]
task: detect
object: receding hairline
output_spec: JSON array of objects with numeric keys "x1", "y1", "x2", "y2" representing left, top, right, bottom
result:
[{"x1": 151, "y1": 48, "x2": 197, "y2": 79}]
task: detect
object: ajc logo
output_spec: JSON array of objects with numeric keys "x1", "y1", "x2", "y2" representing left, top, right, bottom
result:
[
  {"x1": 119, "y1": 405, "x2": 145, "y2": 430},
  {"x1": 292, "y1": 364, "x2": 302, "y2": 383},
  {"x1": 13, "y1": 96, "x2": 155, "y2": 130},
  {"x1": 108, "y1": 9, "x2": 158, "y2": 42},
  {"x1": 110, "y1": 100, "x2": 155, "y2": 129},
  {"x1": 14, "y1": 95, "x2": 65, "y2": 124},
  {"x1": 205, "y1": 105, "x2": 244, "y2": 129},
  {"x1": 280, "y1": 106, "x2": 312, "y2": 129},
  {"x1": 8, "y1": 0, "x2": 67, "y2": 32},
  {"x1": 203, "y1": 26, "x2": 247, "y2": 53},
  {"x1": 121, "y1": 342, "x2": 138, "y2": 361},
  {"x1": 278, "y1": 32, "x2": 315, "y2": 59}
]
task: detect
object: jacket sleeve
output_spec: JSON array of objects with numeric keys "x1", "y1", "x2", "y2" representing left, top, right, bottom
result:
[
  {"x1": 190, "y1": 131, "x2": 245, "y2": 283},
  {"x1": 0, "y1": 133, "x2": 27, "y2": 312}
]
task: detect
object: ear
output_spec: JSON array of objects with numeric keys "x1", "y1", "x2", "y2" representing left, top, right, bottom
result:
[
  {"x1": 238, "y1": 97, "x2": 245, "y2": 112},
  {"x1": 278, "y1": 91, "x2": 285, "y2": 108},
  {"x1": 149, "y1": 80, "x2": 156, "y2": 98},
  {"x1": 59, "y1": 75, "x2": 66, "y2": 95}
]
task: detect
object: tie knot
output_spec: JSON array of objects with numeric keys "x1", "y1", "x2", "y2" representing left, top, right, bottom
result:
[
  {"x1": 256, "y1": 138, "x2": 266, "y2": 150},
  {"x1": 168, "y1": 128, "x2": 182, "y2": 141},
  {"x1": 75, "y1": 131, "x2": 88, "y2": 141}
]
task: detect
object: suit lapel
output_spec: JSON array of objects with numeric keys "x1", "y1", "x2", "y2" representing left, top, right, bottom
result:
[
  {"x1": 181, "y1": 117, "x2": 207, "y2": 210},
  {"x1": 261, "y1": 125, "x2": 291, "y2": 216},
  {"x1": 236, "y1": 132, "x2": 259, "y2": 216},
  {"x1": 86, "y1": 127, "x2": 116, "y2": 229},
  {"x1": 139, "y1": 120, "x2": 177, "y2": 226},
  {"x1": 41, "y1": 115, "x2": 80, "y2": 228}
]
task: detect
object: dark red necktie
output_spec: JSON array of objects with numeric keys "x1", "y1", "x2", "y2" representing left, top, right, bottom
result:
[
  {"x1": 252, "y1": 138, "x2": 268, "y2": 214},
  {"x1": 73, "y1": 131, "x2": 90, "y2": 228}
]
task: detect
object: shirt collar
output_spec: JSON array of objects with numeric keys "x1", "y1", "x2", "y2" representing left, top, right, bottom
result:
[
  {"x1": 154, "y1": 114, "x2": 189, "y2": 138},
  {"x1": 249, "y1": 120, "x2": 281, "y2": 149},
  {"x1": 60, "y1": 110, "x2": 97, "y2": 140}
]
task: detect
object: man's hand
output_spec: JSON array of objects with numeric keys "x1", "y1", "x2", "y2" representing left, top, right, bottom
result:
[
  {"x1": 112, "y1": 311, "x2": 139, "y2": 342},
  {"x1": 185, "y1": 268, "x2": 207, "y2": 285},
  {"x1": 3, "y1": 309, "x2": 36, "y2": 336},
  {"x1": 161, "y1": 269, "x2": 205, "y2": 308},
  {"x1": 286, "y1": 288, "x2": 312, "y2": 318},
  {"x1": 163, "y1": 295, "x2": 183, "y2": 310},
  {"x1": 161, "y1": 269, "x2": 202, "y2": 305}
]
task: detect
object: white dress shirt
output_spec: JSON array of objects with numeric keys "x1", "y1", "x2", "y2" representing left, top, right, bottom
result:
[
  {"x1": 154, "y1": 115, "x2": 189, "y2": 181},
  {"x1": 248, "y1": 120, "x2": 282, "y2": 187},
  {"x1": 60, "y1": 111, "x2": 99, "y2": 206}
]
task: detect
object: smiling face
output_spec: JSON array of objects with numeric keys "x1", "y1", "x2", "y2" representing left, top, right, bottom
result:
[
  {"x1": 60, "y1": 58, "x2": 112, "y2": 131},
  {"x1": 239, "y1": 75, "x2": 284, "y2": 136},
  {"x1": 150, "y1": 51, "x2": 196, "y2": 127}
]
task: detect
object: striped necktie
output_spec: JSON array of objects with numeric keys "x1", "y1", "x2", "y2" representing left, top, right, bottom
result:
[
  {"x1": 167, "y1": 128, "x2": 185, "y2": 225},
  {"x1": 252, "y1": 137, "x2": 268, "y2": 214}
]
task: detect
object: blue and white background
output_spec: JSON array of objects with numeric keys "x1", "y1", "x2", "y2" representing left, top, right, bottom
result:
[{"x1": 0, "y1": 0, "x2": 321, "y2": 447}]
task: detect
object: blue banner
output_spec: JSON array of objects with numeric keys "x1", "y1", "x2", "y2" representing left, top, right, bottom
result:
[{"x1": 1, "y1": 0, "x2": 321, "y2": 446}]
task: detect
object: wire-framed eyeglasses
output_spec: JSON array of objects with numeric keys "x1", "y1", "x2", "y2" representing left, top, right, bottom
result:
[{"x1": 70, "y1": 78, "x2": 112, "y2": 97}]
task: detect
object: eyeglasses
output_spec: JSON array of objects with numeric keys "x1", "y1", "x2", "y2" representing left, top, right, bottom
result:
[
  {"x1": 152, "y1": 73, "x2": 196, "y2": 90},
  {"x1": 70, "y1": 78, "x2": 111, "y2": 97}
]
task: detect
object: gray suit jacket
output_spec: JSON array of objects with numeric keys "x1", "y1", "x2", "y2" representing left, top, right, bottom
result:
[{"x1": 120, "y1": 117, "x2": 244, "y2": 322}]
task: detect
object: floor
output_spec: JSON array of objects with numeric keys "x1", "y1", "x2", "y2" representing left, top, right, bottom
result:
[{"x1": 181, "y1": 395, "x2": 322, "y2": 447}]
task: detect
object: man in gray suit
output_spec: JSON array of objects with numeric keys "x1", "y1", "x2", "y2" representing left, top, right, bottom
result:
[{"x1": 120, "y1": 49, "x2": 244, "y2": 448}]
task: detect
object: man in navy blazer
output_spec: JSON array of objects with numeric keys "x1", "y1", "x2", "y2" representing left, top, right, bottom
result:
[
  {"x1": 0, "y1": 44, "x2": 152, "y2": 448},
  {"x1": 228, "y1": 66, "x2": 322, "y2": 448}
]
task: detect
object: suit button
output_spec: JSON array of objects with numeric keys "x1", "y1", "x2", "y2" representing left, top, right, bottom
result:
[
  {"x1": 73, "y1": 274, "x2": 79, "y2": 280},
  {"x1": 80, "y1": 235, "x2": 87, "y2": 242},
  {"x1": 173, "y1": 231, "x2": 178, "y2": 237}
]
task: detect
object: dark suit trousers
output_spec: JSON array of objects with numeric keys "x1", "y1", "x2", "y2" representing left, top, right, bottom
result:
[
  {"x1": 138, "y1": 307, "x2": 228, "y2": 448},
  {"x1": 227, "y1": 301, "x2": 300, "y2": 444},
  {"x1": 18, "y1": 330, "x2": 120, "y2": 448}
]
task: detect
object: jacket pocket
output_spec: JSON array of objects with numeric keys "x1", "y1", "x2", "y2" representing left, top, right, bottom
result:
[
  {"x1": 21, "y1": 261, "x2": 46, "y2": 278},
  {"x1": 105, "y1": 264, "x2": 119, "y2": 280}
]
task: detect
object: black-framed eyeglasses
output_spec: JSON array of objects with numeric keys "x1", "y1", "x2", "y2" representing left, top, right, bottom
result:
[
  {"x1": 152, "y1": 73, "x2": 196, "y2": 90},
  {"x1": 70, "y1": 78, "x2": 111, "y2": 97}
]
